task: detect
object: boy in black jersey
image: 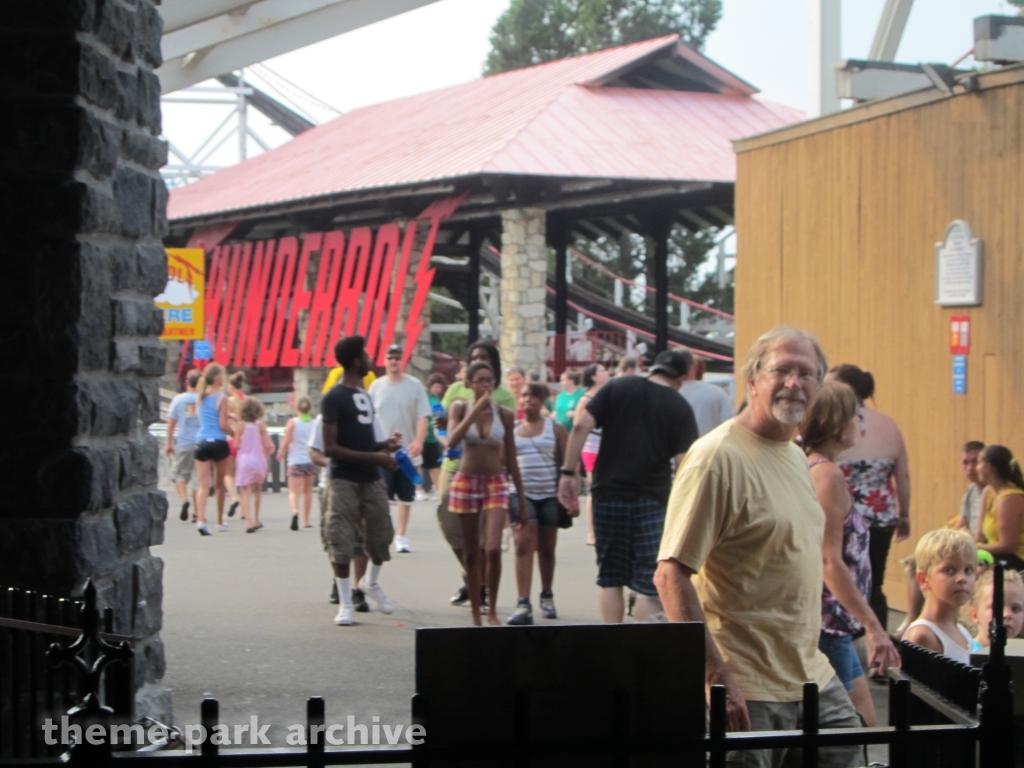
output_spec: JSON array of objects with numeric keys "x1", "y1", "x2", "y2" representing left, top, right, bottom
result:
[{"x1": 321, "y1": 336, "x2": 401, "y2": 625}]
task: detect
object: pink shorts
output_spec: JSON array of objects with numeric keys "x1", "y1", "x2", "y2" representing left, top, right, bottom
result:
[
  {"x1": 449, "y1": 473, "x2": 509, "y2": 514},
  {"x1": 581, "y1": 451, "x2": 598, "y2": 474}
]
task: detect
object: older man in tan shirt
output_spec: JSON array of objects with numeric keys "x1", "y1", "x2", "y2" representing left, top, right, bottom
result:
[{"x1": 655, "y1": 327, "x2": 861, "y2": 768}]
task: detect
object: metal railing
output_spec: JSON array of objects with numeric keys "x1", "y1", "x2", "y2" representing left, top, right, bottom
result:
[
  {"x1": 6, "y1": 569, "x2": 1017, "y2": 768},
  {"x1": 0, "y1": 587, "x2": 133, "y2": 760}
]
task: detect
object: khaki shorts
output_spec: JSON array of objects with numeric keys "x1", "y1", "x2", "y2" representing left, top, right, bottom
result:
[
  {"x1": 326, "y1": 478, "x2": 393, "y2": 566},
  {"x1": 171, "y1": 446, "x2": 197, "y2": 484},
  {"x1": 320, "y1": 485, "x2": 366, "y2": 558}
]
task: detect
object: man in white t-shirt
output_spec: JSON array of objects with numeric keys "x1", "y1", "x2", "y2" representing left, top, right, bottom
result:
[
  {"x1": 369, "y1": 344, "x2": 430, "y2": 553},
  {"x1": 165, "y1": 370, "x2": 202, "y2": 523},
  {"x1": 679, "y1": 352, "x2": 735, "y2": 437},
  {"x1": 955, "y1": 440, "x2": 986, "y2": 537}
]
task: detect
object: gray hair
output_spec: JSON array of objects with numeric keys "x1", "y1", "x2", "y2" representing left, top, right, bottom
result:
[{"x1": 740, "y1": 327, "x2": 828, "y2": 384}]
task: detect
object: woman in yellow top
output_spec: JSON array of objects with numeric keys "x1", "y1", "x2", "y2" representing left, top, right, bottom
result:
[{"x1": 977, "y1": 444, "x2": 1024, "y2": 570}]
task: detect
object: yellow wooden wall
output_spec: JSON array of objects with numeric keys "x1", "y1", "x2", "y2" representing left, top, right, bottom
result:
[{"x1": 734, "y1": 77, "x2": 1024, "y2": 612}]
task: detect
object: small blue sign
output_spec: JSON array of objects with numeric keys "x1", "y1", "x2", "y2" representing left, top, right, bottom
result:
[
  {"x1": 952, "y1": 354, "x2": 967, "y2": 394},
  {"x1": 193, "y1": 340, "x2": 212, "y2": 360}
]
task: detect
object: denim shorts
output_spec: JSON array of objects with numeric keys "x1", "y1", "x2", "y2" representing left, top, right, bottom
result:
[
  {"x1": 508, "y1": 495, "x2": 560, "y2": 528},
  {"x1": 818, "y1": 632, "x2": 864, "y2": 691}
]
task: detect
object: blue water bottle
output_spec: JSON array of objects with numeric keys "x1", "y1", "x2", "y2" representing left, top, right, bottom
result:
[
  {"x1": 432, "y1": 402, "x2": 445, "y2": 437},
  {"x1": 394, "y1": 447, "x2": 423, "y2": 485}
]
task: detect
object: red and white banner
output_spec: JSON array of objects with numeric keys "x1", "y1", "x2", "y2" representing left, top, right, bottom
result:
[{"x1": 205, "y1": 195, "x2": 465, "y2": 369}]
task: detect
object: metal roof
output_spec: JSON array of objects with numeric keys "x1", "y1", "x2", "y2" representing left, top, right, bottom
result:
[{"x1": 168, "y1": 36, "x2": 803, "y2": 222}]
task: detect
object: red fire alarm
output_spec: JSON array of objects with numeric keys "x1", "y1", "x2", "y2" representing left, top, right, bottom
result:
[{"x1": 950, "y1": 315, "x2": 970, "y2": 355}]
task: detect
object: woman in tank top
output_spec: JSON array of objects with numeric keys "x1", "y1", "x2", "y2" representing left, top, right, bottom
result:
[
  {"x1": 577, "y1": 363, "x2": 610, "y2": 546},
  {"x1": 277, "y1": 395, "x2": 318, "y2": 531},
  {"x1": 507, "y1": 382, "x2": 569, "y2": 626},
  {"x1": 221, "y1": 371, "x2": 247, "y2": 519},
  {"x1": 799, "y1": 382, "x2": 901, "y2": 726},
  {"x1": 447, "y1": 361, "x2": 525, "y2": 626},
  {"x1": 976, "y1": 444, "x2": 1024, "y2": 570},
  {"x1": 827, "y1": 364, "x2": 911, "y2": 635},
  {"x1": 193, "y1": 364, "x2": 233, "y2": 536}
]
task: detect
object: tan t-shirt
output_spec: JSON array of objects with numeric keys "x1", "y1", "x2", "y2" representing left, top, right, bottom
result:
[{"x1": 658, "y1": 419, "x2": 834, "y2": 702}]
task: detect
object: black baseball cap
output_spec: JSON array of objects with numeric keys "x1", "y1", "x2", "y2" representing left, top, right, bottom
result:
[
  {"x1": 649, "y1": 349, "x2": 692, "y2": 379},
  {"x1": 385, "y1": 344, "x2": 403, "y2": 357}
]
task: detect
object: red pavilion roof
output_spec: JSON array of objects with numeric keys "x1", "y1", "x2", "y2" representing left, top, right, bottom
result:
[{"x1": 168, "y1": 36, "x2": 802, "y2": 222}]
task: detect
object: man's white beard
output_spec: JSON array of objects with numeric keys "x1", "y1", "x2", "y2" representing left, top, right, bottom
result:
[{"x1": 771, "y1": 391, "x2": 807, "y2": 426}]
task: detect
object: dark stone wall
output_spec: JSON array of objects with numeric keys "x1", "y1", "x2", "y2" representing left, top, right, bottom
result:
[{"x1": 0, "y1": 0, "x2": 171, "y2": 721}]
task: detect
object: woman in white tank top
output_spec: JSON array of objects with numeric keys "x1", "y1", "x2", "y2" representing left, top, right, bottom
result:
[
  {"x1": 277, "y1": 395, "x2": 318, "y2": 530},
  {"x1": 507, "y1": 382, "x2": 569, "y2": 626}
]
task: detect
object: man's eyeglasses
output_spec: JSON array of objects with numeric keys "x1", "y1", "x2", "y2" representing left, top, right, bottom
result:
[{"x1": 764, "y1": 366, "x2": 818, "y2": 383}]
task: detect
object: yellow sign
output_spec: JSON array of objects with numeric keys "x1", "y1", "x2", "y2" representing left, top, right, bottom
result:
[{"x1": 157, "y1": 248, "x2": 205, "y2": 340}]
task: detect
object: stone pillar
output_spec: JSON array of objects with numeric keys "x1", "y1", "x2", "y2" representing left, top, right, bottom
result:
[
  {"x1": 499, "y1": 208, "x2": 548, "y2": 376},
  {"x1": 0, "y1": 0, "x2": 171, "y2": 721}
]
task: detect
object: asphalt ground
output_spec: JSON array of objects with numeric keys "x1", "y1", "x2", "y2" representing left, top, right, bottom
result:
[
  {"x1": 158, "y1": 482, "x2": 890, "y2": 760},
  {"x1": 159, "y1": 488, "x2": 603, "y2": 743}
]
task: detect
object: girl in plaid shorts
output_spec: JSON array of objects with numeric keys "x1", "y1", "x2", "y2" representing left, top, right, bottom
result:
[{"x1": 447, "y1": 361, "x2": 525, "y2": 625}]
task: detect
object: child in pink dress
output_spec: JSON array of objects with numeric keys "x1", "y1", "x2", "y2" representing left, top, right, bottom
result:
[{"x1": 235, "y1": 397, "x2": 275, "y2": 533}]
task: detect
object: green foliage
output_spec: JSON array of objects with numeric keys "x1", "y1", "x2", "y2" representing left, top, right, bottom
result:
[{"x1": 485, "y1": 0, "x2": 723, "y2": 75}]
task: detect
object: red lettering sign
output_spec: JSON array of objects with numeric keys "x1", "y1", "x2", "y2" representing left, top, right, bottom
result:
[
  {"x1": 302, "y1": 231, "x2": 344, "y2": 367},
  {"x1": 202, "y1": 194, "x2": 466, "y2": 369}
]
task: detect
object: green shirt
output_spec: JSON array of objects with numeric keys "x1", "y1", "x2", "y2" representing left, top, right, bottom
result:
[
  {"x1": 426, "y1": 394, "x2": 441, "y2": 443},
  {"x1": 554, "y1": 388, "x2": 585, "y2": 431},
  {"x1": 440, "y1": 383, "x2": 516, "y2": 473}
]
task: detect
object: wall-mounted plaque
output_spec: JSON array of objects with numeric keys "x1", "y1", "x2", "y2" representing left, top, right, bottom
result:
[{"x1": 935, "y1": 220, "x2": 983, "y2": 306}]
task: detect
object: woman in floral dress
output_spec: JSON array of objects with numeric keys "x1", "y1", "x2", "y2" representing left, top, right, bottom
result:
[
  {"x1": 800, "y1": 382, "x2": 901, "y2": 726},
  {"x1": 828, "y1": 364, "x2": 911, "y2": 639}
]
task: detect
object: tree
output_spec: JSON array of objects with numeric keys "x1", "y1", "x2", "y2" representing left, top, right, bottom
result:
[{"x1": 484, "y1": 0, "x2": 723, "y2": 75}]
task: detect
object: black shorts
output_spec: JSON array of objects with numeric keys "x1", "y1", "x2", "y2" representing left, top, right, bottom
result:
[
  {"x1": 194, "y1": 439, "x2": 230, "y2": 463},
  {"x1": 379, "y1": 466, "x2": 415, "y2": 503},
  {"x1": 421, "y1": 441, "x2": 443, "y2": 470}
]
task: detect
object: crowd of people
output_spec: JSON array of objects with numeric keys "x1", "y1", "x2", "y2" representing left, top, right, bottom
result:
[{"x1": 165, "y1": 325, "x2": 1023, "y2": 765}]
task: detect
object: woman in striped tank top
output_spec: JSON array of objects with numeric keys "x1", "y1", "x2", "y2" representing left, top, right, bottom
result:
[{"x1": 507, "y1": 382, "x2": 569, "y2": 625}]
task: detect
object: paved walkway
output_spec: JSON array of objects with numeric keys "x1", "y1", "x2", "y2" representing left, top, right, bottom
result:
[
  {"x1": 158, "y1": 484, "x2": 889, "y2": 759},
  {"x1": 160, "y1": 489, "x2": 602, "y2": 741}
]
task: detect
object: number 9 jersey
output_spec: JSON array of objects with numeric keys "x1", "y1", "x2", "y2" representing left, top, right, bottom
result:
[{"x1": 320, "y1": 384, "x2": 383, "y2": 483}]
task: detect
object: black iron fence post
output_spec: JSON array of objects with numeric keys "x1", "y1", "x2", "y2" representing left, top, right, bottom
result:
[
  {"x1": 200, "y1": 698, "x2": 218, "y2": 765},
  {"x1": 307, "y1": 696, "x2": 324, "y2": 768},
  {"x1": 801, "y1": 682, "x2": 818, "y2": 768},
  {"x1": 45, "y1": 580, "x2": 133, "y2": 766},
  {"x1": 980, "y1": 563, "x2": 1014, "y2": 768},
  {"x1": 889, "y1": 676, "x2": 911, "y2": 768},
  {"x1": 709, "y1": 684, "x2": 727, "y2": 768},
  {"x1": 410, "y1": 693, "x2": 427, "y2": 768}
]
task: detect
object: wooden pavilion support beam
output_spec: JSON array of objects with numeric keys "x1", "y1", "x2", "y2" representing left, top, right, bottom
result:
[
  {"x1": 651, "y1": 214, "x2": 673, "y2": 354},
  {"x1": 467, "y1": 230, "x2": 483, "y2": 343},
  {"x1": 549, "y1": 219, "x2": 571, "y2": 377}
]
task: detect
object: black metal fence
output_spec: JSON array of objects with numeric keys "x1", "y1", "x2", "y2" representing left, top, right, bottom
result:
[
  {"x1": 0, "y1": 587, "x2": 133, "y2": 760},
  {"x1": 2, "y1": 569, "x2": 1018, "y2": 768}
]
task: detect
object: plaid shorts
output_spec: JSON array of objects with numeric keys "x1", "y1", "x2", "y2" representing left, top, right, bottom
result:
[
  {"x1": 592, "y1": 496, "x2": 666, "y2": 596},
  {"x1": 449, "y1": 473, "x2": 509, "y2": 514}
]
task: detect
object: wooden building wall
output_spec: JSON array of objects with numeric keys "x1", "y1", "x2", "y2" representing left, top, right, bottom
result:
[{"x1": 734, "y1": 67, "x2": 1024, "y2": 612}]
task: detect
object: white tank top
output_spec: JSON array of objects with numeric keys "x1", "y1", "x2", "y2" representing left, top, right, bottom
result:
[
  {"x1": 288, "y1": 418, "x2": 315, "y2": 466},
  {"x1": 906, "y1": 619, "x2": 974, "y2": 665}
]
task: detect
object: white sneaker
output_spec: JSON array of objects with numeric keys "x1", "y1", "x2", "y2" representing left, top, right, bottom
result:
[
  {"x1": 359, "y1": 575, "x2": 394, "y2": 615},
  {"x1": 218, "y1": 523, "x2": 229, "y2": 532},
  {"x1": 414, "y1": 489, "x2": 427, "y2": 501},
  {"x1": 394, "y1": 535, "x2": 411, "y2": 553},
  {"x1": 333, "y1": 604, "x2": 354, "y2": 625}
]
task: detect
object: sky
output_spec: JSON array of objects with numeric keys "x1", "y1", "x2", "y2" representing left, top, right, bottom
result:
[{"x1": 161, "y1": 0, "x2": 1015, "y2": 175}]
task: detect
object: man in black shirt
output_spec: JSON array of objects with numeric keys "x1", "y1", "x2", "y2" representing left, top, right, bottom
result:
[
  {"x1": 559, "y1": 349, "x2": 698, "y2": 623},
  {"x1": 321, "y1": 336, "x2": 400, "y2": 626}
]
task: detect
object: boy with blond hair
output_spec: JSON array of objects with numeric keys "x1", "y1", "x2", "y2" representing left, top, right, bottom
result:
[{"x1": 903, "y1": 529, "x2": 978, "y2": 663}]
